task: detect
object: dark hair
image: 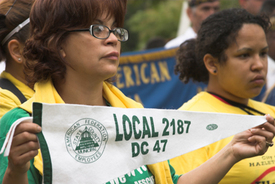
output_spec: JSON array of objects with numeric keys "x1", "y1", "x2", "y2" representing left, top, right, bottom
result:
[
  {"x1": 175, "y1": 8, "x2": 270, "y2": 84},
  {"x1": 0, "y1": 0, "x2": 33, "y2": 61},
  {"x1": 145, "y1": 37, "x2": 166, "y2": 50},
  {"x1": 24, "y1": 0, "x2": 127, "y2": 86},
  {"x1": 260, "y1": 0, "x2": 275, "y2": 17}
]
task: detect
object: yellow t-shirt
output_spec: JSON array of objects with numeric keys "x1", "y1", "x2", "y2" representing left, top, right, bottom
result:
[
  {"x1": 0, "y1": 71, "x2": 34, "y2": 118},
  {"x1": 171, "y1": 91, "x2": 275, "y2": 184}
]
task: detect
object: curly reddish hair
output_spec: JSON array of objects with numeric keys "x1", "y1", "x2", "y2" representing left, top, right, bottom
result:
[{"x1": 24, "y1": 0, "x2": 127, "y2": 86}]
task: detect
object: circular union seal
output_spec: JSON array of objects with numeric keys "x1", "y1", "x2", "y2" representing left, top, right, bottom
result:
[{"x1": 65, "y1": 118, "x2": 108, "y2": 164}]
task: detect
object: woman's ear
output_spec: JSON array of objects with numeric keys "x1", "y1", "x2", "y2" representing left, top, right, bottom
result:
[
  {"x1": 186, "y1": 7, "x2": 194, "y2": 23},
  {"x1": 203, "y1": 54, "x2": 219, "y2": 75},
  {"x1": 60, "y1": 48, "x2": 66, "y2": 58},
  {"x1": 8, "y1": 39, "x2": 24, "y2": 64}
]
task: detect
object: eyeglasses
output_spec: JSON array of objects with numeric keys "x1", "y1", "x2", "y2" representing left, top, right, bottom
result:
[{"x1": 69, "y1": 24, "x2": 129, "y2": 42}]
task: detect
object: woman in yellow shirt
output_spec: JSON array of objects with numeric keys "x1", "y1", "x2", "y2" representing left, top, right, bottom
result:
[
  {"x1": 0, "y1": 0, "x2": 34, "y2": 118},
  {"x1": 172, "y1": 8, "x2": 275, "y2": 184}
]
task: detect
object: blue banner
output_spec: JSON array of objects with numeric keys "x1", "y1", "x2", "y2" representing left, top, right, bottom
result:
[{"x1": 115, "y1": 47, "x2": 207, "y2": 109}]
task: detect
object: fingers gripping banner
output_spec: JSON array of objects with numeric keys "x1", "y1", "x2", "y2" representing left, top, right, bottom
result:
[{"x1": 0, "y1": 103, "x2": 266, "y2": 184}]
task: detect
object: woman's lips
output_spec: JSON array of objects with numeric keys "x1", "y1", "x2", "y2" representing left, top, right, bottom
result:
[
  {"x1": 103, "y1": 52, "x2": 119, "y2": 60},
  {"x1": 251, "y1": 75, "x2": 265, "y2": 85}
]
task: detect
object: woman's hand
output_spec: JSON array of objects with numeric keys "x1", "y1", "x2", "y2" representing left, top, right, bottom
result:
[
  {"x1": 3, "y1": 120, "x2": 41, "y2": 184},
  {"x1": 177, "y1": 115, "x2": 275, "y2": 184},
  {"x1": 230, "y1": 114, "x2": 275, "y2": 162}
]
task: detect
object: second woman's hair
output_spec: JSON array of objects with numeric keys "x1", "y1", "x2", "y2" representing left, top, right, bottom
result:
[
  {"x1": 0, "y1": 0, "x2": 33, "y2": 61},
  {"x1": 175, "y1": 8, "x2": 270, "y2": 84}
]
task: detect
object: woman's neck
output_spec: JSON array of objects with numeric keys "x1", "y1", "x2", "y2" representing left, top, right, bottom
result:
[
  {"x1": 54, "y1": 76, "x2": 106, "y2": 106},
  {"x1": 5, "y1": 60, "x2": 28, "y2": 85},
  {"x1": 207, "y1": 84, "x2": 249, "y2": 105}
]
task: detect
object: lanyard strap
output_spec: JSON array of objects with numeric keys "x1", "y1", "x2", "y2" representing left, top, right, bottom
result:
[
  {"x1": 207, "y1": 92, "x2": 265, "y2": 116},
  {"x1": 0, "y1": 78, "x2": 27, "y2": 104}
]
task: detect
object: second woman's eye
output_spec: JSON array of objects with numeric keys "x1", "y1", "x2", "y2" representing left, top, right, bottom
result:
[
  {"x1": 260, "y1": 51, "x2": 268, "y2": 58},
  {"x1": 238, "y1": 53, "x2": 250, "y2": 59}
]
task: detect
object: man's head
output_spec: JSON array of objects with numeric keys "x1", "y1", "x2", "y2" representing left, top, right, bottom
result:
[
  {"x1": 187, "y1": 0, "x2": 220, "y2": 33},
  {"x1": 239, "y1": 0, "x2": 266, "y2": 15},
  {"x1": 260, "y1": 0, "x2": 275, "y2": 17},
  {"x1": 260, "y1": 0, "x2": 275, "y2": 61}
]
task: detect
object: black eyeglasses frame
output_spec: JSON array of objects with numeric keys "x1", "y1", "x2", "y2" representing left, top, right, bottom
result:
[{"x1": 68, "y1": 24, "x2": 129, "y2": 42}]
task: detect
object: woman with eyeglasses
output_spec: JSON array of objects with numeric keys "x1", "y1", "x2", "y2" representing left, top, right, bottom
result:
[
  {"x1": 0, "y1": 0, "x2": 34, "y2": 118},
  {"x1": 170, "y1": 8, "x2": 275, "y2": 183},
  {"x1": 0, "y1": 1, "x2": 274, "y2": 184}
]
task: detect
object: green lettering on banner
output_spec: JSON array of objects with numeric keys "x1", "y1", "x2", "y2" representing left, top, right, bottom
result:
[
  {"x1": 177, "y1": 120, "x2": 184, "y2": 134},
  {"x1": 153, "y1": 140, "x2": 161, "y2": 153},
  {"x1": 114, "y1": 114, "x2": 123, "y2": 141},
  {"x1": 184, "y1": 120, "x2": 191, "y2": 133},
  {"x1": 142, "y1": 117, "x2": 151, "y2": 139},
  {"x1": 153, "y1": 139, "x2": 168, "y2": 153},
  {"x1": 132, "y1": 142, "x2": 140, "y2": 157},
  {"x1": 162, "y1": 118, "x2": 170, "y2": 136},
  {"x1": 141, "y1": 142, "x2": 149, "y2": 155},
  {"x1": 161, "y1": 140, "x2": 168, "y2": 152},
  {"x1": 133, "y1": 116, "x2": 142, "y2": 139},
  {"x1": 123, "y1": 115, "x2": 133, "y2": 141},
  {"x1": 131, "y1": 142, "x2": 149, "y2": 157},
  {"x1": 150, "y1": 117, "x2": 159, "y2": 138}
]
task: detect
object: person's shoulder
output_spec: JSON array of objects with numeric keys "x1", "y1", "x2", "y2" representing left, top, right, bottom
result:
[
  {"x1": 249, "y1": 98, "x2": 275, "y2": 116},
  {"x1": 165, "y1": 27, "x2": 196, "y2": 49},
  {"x1": 0, "y1": 88, "x2": 21, "y2": 117},
  {"x1": 178, "y1": 92, "x2": 212, "y2": 111},
  {"x1": 0, "y1": 108, "x2": 30, "y2": 134},
  {"x1": 265, "y1": 92, "x2": 275, "y2": 106},
  {"x1": 0, "y1": 88, "x2": 21, "y2": 107}
]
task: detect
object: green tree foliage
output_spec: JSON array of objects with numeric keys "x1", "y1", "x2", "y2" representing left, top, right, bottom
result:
[
  {"x1": 124, "y1": 0, "x2": 182, "y2": 51},
  {"x1": 123, "y1": 0, "x2": 240, "y2": 52}
]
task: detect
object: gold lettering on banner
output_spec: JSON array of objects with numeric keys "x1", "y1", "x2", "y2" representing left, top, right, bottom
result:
[
  {"x1": 134, "y1": 94, "x2": 143, "y2": 105},
  {"x1": 123, "y1": 66, "x2": 135, "y2": 88},
  {"x1": 141, "y1": 63, "x2": 150, "y2": 84},
  {"x1": 150, "y1": 63, "x2": 160, "y2": 84},
  {"x1": 116, "y1": 67, "x2": 124, "y2": 89},
  {"x1": 116, "y1": 61, "x2": 171, "y2": 89},
  {"x1": 133, "y1": 65, "x2": 141, "y2": 86},
  {"x1": 159, "y1": 61, "x2": 171, "y2": 81}
]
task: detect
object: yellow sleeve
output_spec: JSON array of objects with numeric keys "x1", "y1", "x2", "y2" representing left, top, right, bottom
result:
[
  {"x1": 147, "y1": 161, "x2": 174, "y2": 184},
  {"x1": 0, "y1": 89, "x2": 21, "y2": 118}
]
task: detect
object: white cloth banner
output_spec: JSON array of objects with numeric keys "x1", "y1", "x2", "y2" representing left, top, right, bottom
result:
[{"x1": 0, "y1": 102, "x2": 267, "y2": 184}]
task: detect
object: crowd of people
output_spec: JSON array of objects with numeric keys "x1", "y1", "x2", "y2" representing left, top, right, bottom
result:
[{"x1": 0, "y1": 0, "x2": 274, "y2": 184}]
